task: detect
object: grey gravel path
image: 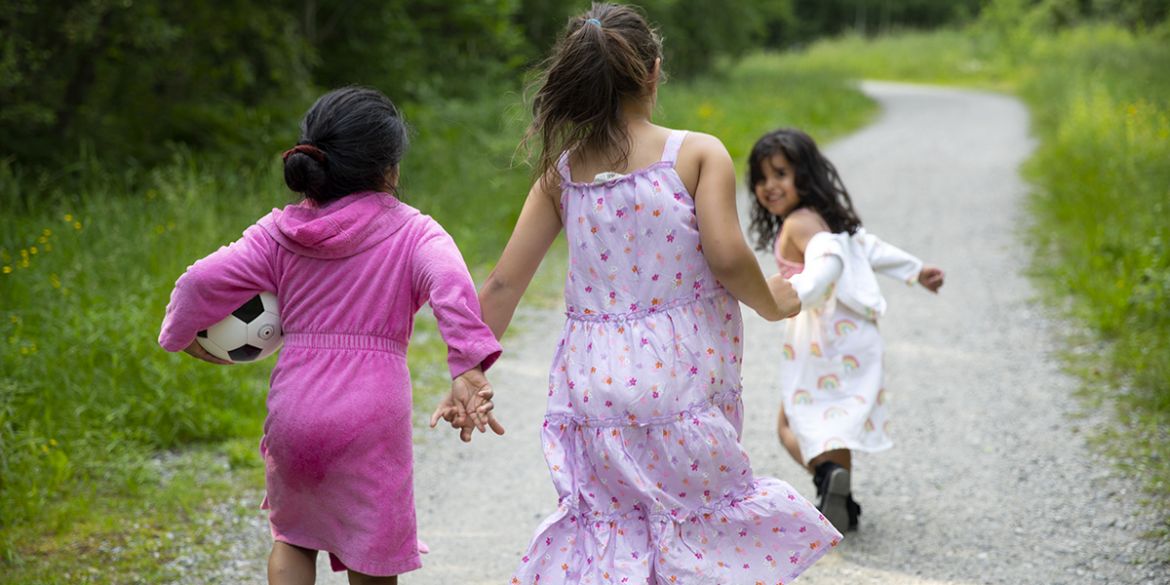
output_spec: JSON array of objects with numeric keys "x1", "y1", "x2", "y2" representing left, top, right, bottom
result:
[{"x1": 180, "y1": 81, "x2": 1168, "y2": 584}]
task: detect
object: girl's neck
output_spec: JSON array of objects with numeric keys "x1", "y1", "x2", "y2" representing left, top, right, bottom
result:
[{"x1": 620, "y1": 95, "x2": 654, "y2": 127}]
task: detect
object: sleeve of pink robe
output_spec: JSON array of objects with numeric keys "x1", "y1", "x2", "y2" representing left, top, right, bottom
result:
[
  {"x1": 410, "y1": 226, "x2": 503, "y2": 378},
  {"x1": 158, "y1": 224, "x2": 278, "y2": 352}
]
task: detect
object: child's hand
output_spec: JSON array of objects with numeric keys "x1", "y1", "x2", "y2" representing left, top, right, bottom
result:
[
  {"x1": 767, "y1": 274, "x2": 802, "y2": 319},
  {"x1": 429, "y1": 367, "x2": 505, "y2": 442},
  {"x1": 182, "y1": 340, "x2": 232, "y2": 365},
  {"x1": 918, "y1": 265, "x2": 945, "y2": 293}
]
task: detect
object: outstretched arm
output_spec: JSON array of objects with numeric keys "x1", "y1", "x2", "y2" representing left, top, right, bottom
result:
[
  {"x1": 861, "y1": 232, "x2": 925, "y2": 286},
  {"x1": 692, "y1": 135, "x2": 795, "y2": 321},
  {"x1": 479, "y1": 173, "x2": 564, "y2": 339}
]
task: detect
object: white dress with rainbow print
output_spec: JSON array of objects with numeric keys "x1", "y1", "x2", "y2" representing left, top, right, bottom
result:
[{"x1": 776, "y1": 229, "x2": 923, "y2": 464}]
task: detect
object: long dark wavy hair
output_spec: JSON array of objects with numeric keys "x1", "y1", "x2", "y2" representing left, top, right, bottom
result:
[
  {"x1": 746, "y1": 128, "x2": 863, "y2": 252},
  {"x1": 520, "y1": 3, "x2": 663, "y2": 187}
]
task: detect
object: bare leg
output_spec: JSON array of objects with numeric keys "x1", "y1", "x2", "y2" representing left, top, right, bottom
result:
[
  {"x1": 776, "y1": 404, "x2": 806, "y2": 469},
  {"x1": 809, "y1": 448, "x2": 852, "y2": 472},
  {"x1": 348, "y1": 571, "x2": 398, "y2": 585},
  {"x1": 269, "y1": 541, "x2": 317, "y2": 585}
]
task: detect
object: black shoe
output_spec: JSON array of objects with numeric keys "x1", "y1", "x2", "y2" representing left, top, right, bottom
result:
[
  {"x1": 812, "y1": 462, "x2": 850, "y2": 532},
  {"x1": 846, "y1": 494, "x2": 861, "y2": 531}
]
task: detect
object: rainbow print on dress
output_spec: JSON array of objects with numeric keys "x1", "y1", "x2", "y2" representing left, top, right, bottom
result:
[
  {"x1": 823, "y1": 406, "x2": 848, "y2": 420},
  {"x1": 792, "y1": 389, "x2": 814, "y2": 405},
  {"x1": 842, "y1": 355, "x2": 860, "y2": 373},
  {"x1": 817, "y1": 374, "x2": 840, "y2": 391},
  {"x1": 783, "y1": 343, "x2": 796, "y2": 360},
  {"x1": 834, "y1": 319, "x2": 858, "y2": 336}
]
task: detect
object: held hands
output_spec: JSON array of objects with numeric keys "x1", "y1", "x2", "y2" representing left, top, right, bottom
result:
[
  {"x1": 429, "y1": 367, "x2": 505, "y2": 443},
  {"x1": 182, "y1": 339, "x2": 232, "y2": 365},
  {"x1": 918, "y1": 265, "x2": 945, "y2": 293},
  {"x1": 766, "y1": 274, "x2": 802, "y2": 320}
]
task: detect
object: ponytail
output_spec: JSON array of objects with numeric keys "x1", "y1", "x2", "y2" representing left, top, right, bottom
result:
[{"x1": 521, "y1": 3, "x2": 662, "y2": 186}]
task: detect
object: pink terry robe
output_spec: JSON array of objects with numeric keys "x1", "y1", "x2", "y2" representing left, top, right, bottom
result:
[{"x1": 158, "y1": 191, "x2": 502, "y2": 576}]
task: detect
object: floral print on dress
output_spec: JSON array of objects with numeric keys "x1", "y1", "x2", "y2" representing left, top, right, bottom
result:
[{"x1": 511, "y1": 131, "x2": 840, "y2": 584}]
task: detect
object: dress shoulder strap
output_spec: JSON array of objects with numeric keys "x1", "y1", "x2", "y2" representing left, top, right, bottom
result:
[
  {"x1": 555, "y1": 151, "x2": 573, "y2": 184},
  {"x1": 661, "y1": 130, "x2": 689, "y2": 166}
]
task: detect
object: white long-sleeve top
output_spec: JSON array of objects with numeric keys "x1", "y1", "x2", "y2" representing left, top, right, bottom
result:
[{"x1": 788, "y1": 228, "x2": 923, "y2": 318}]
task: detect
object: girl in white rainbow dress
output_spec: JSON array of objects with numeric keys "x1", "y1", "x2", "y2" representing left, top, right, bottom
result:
[{"x1": 746, "y1": 128, "x2": 946, "y2": 533}]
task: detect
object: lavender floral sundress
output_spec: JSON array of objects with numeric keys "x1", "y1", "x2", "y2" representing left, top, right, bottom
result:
[{"x1": 511, "y1": 131, "x2": 841, "y2": 585}]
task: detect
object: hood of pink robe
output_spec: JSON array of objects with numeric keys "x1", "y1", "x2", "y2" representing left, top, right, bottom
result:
[{"x1": 259, "y1": 191, "x2": 415, "y2": 259}]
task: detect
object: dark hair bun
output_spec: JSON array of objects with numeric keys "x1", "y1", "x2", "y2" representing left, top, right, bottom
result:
[
  {"x1": 283, "y1": 152, "x2": 327, "y2": 197},
  {"x1": 287, "y1": 87, "x2": 409, "y2": 204}
]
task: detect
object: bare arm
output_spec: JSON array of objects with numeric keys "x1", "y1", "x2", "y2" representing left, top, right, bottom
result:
[
  {"x1": 692, "y1": 135, "x2": 793, "y2": 321},
  {"x1": 478, "y1": 174, "x2": 564, "y2": 338}
]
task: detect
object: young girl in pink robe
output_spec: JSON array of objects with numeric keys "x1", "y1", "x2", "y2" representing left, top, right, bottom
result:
[{"x1": 159, "y1": 87, "x2": 503, "y2": 584}]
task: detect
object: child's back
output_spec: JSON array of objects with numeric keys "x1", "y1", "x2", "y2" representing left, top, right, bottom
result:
[
  {"x1": 555, "y1": 127, "x2": 743, "y2": 425},
  {"x1": 159, "y1": 88, "x2": 502, "y2": 582},
  {"x1": 482, "y1": 6, "x2": 840, "y2": 584}
]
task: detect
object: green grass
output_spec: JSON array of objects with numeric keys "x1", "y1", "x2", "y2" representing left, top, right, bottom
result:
[
  {"x1": 657, "y1": 52, "x2": 876, "y2": 167},
  {"x1": 792, "y1": 24, "x2": 1170, "y2": 533},
  {"x1": 0, "y1": 54, "x2": 874, "y2": 581}
]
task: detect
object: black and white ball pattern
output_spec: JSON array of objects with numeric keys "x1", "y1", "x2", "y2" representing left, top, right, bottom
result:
[{"x1": 196, "y1": 292, "x2": 282, "y2": 363}]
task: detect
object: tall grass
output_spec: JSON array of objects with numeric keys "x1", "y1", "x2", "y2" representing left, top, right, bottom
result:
[
  {"x1": 0, "y1": 56, "x2": 873, "y2": 579},
  {"x1": 1021, "y1": 28, "x2": 1170, "y2": 509}
]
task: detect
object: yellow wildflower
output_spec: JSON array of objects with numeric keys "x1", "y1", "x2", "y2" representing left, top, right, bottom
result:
[
  {"x1": 64, "y1": 214, "x2": 73, "y2": 222},
  {"x1": 2, "y1": 266, "x2": 10, "y2": 274},
  {"x1": 43, "y1": 228, "x2": 52, "y2": 237},
  {"x1": 29, "y1": 246, "x2": 37, "y2": 255},
  {"x1": 74, "y1": 221, "x2": 82, "y2": 230}
]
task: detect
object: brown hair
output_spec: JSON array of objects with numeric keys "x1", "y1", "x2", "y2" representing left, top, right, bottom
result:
[
  {"x1": 521, "y1": 3, "x2": 663, "y2": 186},
  {"x1": 747, "y1": 128, "x2": 863, "y2": 251}
]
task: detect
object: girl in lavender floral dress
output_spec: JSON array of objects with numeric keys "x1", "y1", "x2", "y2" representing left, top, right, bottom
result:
[{"x1": 477, "y1": 4, "x2": 841, "y2": 584}]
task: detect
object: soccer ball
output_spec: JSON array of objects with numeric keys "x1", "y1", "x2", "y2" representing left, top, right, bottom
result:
[{"x1": 196, "y1": 292, "x2": 283, "y2": 363}]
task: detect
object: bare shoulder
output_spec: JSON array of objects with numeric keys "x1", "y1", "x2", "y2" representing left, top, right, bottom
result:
[
  {"x1": 674, "y1": 131, "x2": 731, "y2": 195},
  {"x1": 536, "y1": 167, "x2": 563, "y2": 203},
  {"x1": 678, "y1": 131, "x2": 729, "y2": 161},
  {"x1": 783, "y1": 208, "x2": 830, "y2": 250}
]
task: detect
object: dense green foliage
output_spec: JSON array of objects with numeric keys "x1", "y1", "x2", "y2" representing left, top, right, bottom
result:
[
  {"x1": 791, "y1": 0, "x2": 1170, "y2": 526},
  {"x1": 1, "y1": 0, "x2": 1005, "y2": 171}
]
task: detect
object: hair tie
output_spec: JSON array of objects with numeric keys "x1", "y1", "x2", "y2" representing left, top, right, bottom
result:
[
  {"x1": 282, "y1": 144, "x2": 327, "y2": 164},
  {"x1": 585, "y1": 18, "x2": 602, "y2": 28}
]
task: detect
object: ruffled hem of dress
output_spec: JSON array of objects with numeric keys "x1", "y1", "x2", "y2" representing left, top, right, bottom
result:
[
  {"x1": 510, "y1": 478, "x2": 840, "y2": 585},
  {"x1": 544, "y1": 386, "x2": 742, "y2": 428}
]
